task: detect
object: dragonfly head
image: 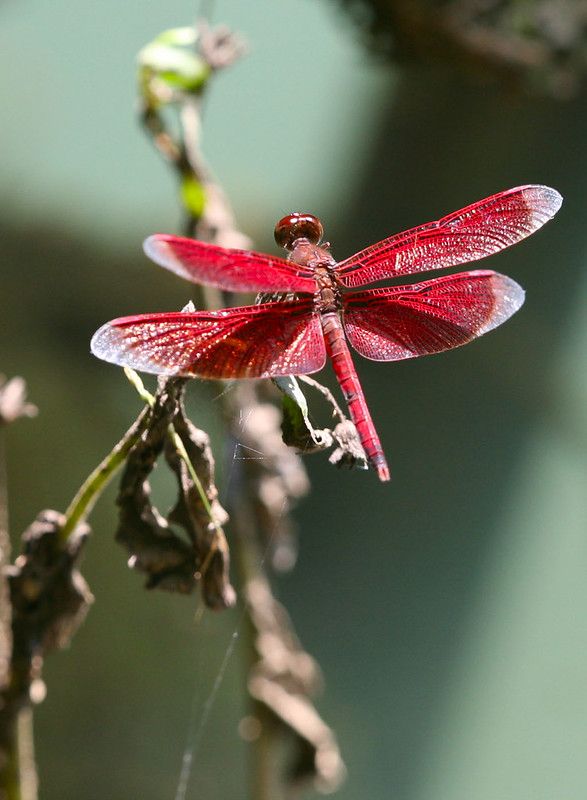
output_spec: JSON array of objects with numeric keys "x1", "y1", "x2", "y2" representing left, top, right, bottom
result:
[{"x1": 274, "y1": 213, "x2": 324, "y2": 251}]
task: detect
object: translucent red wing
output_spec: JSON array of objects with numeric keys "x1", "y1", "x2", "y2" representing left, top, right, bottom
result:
[
  {"x1": 336, "y1": 185, "x2": 562, "y2": 288},
  {"x1": 144, "y1": 235, "x2": 317, "y2": 294},
  {"x1": 90, "y1": 300, "x2": 326, "y2": 379},
  {"x1": 342, "y1": 270, "x2": 524, "y2": 361}
]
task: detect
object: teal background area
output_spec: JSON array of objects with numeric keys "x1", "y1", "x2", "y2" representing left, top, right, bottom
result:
[
  {"x1": 0, "y1": 0, "x2": 388, "y2": 237},
  {"x1": 1, "y1": 2, "x2": 586, "y2": 800}
]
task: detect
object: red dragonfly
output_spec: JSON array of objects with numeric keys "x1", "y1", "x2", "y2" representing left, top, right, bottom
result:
[{"x1": 91, "y1": 185, "x2": 562, "y2": 482}]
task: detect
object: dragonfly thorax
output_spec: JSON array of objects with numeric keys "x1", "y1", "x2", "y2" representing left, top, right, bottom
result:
[
  {"x1": 313, "y1": 264, "x2": 342, "y2": 313},
  {"x1": 288, "y1": 238, "x2": 336, "y2": 269}
]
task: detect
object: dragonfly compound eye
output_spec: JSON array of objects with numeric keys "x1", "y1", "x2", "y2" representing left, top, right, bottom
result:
[{"x1": 274, "y1": 213, "x2": 324, "y2": 250}]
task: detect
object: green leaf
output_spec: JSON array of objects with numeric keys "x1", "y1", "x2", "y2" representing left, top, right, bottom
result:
[{"x1": 275, "y1": 376, "x2": 329, "y2": 451}]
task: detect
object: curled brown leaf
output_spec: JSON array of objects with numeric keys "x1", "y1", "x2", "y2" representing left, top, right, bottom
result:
[{"x1": 116, "y1": 377, "x2": 235, "y2": 609}]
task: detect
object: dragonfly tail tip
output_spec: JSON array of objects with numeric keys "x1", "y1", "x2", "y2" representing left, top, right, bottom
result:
[{"x1": 376, "y1": 463, "x2": 391, "y2": 482}]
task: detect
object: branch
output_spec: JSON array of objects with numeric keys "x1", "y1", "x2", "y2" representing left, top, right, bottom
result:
[{"x1": 0, "y1": 376, "x2": 40, "y2": 800}]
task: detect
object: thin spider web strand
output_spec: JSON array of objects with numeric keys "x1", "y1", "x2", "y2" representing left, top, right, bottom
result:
[
  {"x1": 174, "y1": 629, "x2": 240, "y2": 800},
  {"x1": 173, "y1": 412, "x2": 285, "y2": 799}
]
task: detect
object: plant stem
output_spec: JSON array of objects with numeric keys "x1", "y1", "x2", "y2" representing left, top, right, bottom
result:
[
  {"x1": 0, "y1": 706, "x2": 39, "y2": 800},
  {"x1": 59, "y1": 409, "x2": 150, "y2": 543},
  {"x1": 0, "y1": 426, "x2": 27, "y2": 800},
  {"x1": 251, "y1": 708, "x2": 278, "y2": 800},
  {"x1": 230, "y1": 493, "x2": 285, "y2": 800},
  {"x1": 15, "y1": 709, "x2": 37, "y2": 800},
  {"x1": 138, "y1": 30, "x2": 295, "y2": 795},
  {"x1": 3, "y1": 729, "x2": 21, "y2": 800},
  {"x1": 0, "y1": 428, "x2": 12, "y2": 691}
]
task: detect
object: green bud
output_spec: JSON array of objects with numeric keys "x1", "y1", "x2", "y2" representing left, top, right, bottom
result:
[{"x1": 180, "y1": 177, "x2": 206, "y2": 217}]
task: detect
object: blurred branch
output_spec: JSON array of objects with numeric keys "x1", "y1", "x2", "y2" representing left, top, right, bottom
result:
[
  {"x1": 0, "y1": 379, "x2": 92, "y2": 800},
  {"x1": 334, "y1": 0, "x2": 587, "y2": 95},
  {"x1": 138, "y1": 21, "x2": 250, "y2": 249},
  {"x1": 240, "y1": 552, "x2": 346, "y2": 795},
  {"x1": 1, "y1": 510, "x2": 92, "y2": 800},
  {"x1": 0, "y1": 377, "x2": 36, "y2": 800},
  {"x1": 0, "y1": 377, "x2": 32, "y2": 692}
]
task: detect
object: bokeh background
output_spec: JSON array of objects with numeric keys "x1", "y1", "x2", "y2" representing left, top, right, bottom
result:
[{"x1": 2, "y1": 1, "x2": 587, "y2": 798}]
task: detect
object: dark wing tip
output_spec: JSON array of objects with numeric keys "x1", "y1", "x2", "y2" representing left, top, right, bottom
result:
[
  {"x1": 521, "y1": 184, "x2": 563, "y2": 221},
  {"x1": 475, "y1": 271, "x2": 526, "y2": 335}
]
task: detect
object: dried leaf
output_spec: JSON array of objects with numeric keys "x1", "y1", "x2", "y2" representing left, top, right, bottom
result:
[
  {"x1": 7, "y1": 509, "x2": 93, "y2": 660},
  {"x1": 329, "y1": 420, "x2": 368, "y2": 472},
  {"x1": 166, "y1": 404, "x2": 234, "y2": 608},
  {"x1": 116, "y1": 377, "x2": 235, "y2": 609},
  {"x1": 0, "y1": 509, "x2": 92, "y2": 780}
]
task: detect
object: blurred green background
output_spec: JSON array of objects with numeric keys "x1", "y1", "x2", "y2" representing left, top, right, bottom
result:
[{"x1": 2, "y1": 1, "x2": 587, "y2": 799}]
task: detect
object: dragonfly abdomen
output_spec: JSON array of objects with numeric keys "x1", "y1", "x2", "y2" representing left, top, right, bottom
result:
[{"x1": 321, "y1": 312, "x2": 390, "y2": 482}]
